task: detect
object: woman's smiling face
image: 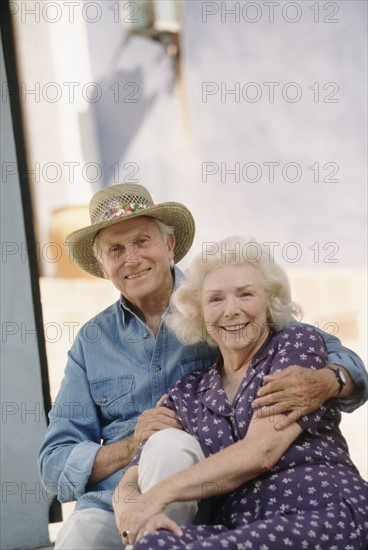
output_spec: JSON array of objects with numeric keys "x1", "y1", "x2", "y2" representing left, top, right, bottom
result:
[{"x1": 201, "y1": 263, "x2": 270, "y2": 353}]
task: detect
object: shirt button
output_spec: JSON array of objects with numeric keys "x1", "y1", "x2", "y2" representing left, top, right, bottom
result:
[
  {"x1": 155, "y1": 365, "x2": 162, "y2": 372},
  {"x1": 143, "y1": 333, "x2": 149, "y2": 339},
  {"x1": 102, "y1": 396, "x2": 108, "y2": 404}
]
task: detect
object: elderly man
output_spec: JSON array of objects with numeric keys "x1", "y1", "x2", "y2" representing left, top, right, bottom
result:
[{"x1": 39, "y1": 183, "x2": 367, "y2": 550}]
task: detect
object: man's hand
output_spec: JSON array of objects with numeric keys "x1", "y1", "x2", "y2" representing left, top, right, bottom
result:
[
  {"x1": 89, "y1": 396, "x2": 182, "y2": 484},
  {"x1": 251, "y1": 365, "x2": 340, "y2": 430},
  {"x1": 132, "y1": 394, "x2": 182, "y2": 449}
]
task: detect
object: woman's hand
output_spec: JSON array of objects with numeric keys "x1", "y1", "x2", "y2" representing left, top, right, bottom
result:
[
  {"x1": 113, "y1": 471, "x2": 175, "y2": 545},
  {"x1": 135, "y1": 512, "x2": 183, "y2": 543},
  {"x1": 114, "y1": 493, "x2": 179, "y2": 545}
]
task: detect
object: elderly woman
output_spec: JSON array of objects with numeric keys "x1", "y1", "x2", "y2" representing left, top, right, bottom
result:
[{"x1": 113, "y1": 237, "x2": 368, "y2": 549}]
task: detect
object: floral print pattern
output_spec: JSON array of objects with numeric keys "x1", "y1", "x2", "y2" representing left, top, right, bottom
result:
[
  {"x1": 97, "y1": 202, "x2": 148, "y2": 223},
  {"x1": 134, "y1": 326, "x2": 368, "y2": 549}
]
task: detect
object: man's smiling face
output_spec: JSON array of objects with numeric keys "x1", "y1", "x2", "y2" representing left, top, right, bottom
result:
[{"x1": 95, "y1": 216, "x2": 175, "y2": 309}]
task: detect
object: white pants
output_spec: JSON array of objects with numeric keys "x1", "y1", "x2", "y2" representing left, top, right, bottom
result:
[{"x1": 55, "y1": 429, "x2": 205, "y2": 549}]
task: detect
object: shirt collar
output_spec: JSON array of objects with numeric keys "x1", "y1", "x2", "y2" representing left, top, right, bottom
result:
[
  {"x1": 197, "y1": 330, "x2": 275, "y2": 395},
  {"x1": 118, "y1": 265, "x2": 184, "y2": 325}
]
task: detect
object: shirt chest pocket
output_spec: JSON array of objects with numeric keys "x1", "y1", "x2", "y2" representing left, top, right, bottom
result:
[{"x1": 90, "y1": 375, "x2": 137, "y2": 420}]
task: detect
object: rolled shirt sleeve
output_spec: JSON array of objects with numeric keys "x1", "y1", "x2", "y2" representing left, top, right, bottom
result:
[
  {"x1": 38, "y1": 345, "x2": 103, "y2": 503},
  {"x1": 56, "y1": 440, "x2": 101, "y2": 502},
  {"x1": 315, "y1": 326, "x2": 368, "y2": 412}
]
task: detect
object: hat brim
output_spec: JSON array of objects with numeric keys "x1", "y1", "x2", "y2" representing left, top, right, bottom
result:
[{"x1": 64, "y1": 202, "x2": 195, "y2": 278}]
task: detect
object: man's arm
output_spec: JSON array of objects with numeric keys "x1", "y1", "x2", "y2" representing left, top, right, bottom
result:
[
  {"x1": 39, "y1": 347, "x2": 181, "y2": 497},
  {"x1": 38, "y1": 349, "x2": 104, "y2": 503},
  {"x1": 251, "y1": 324, "x2": 368, "y2": 429},
  {"x1": 90, "y1": 400, "x2": 182, "y2": 484},
  {"x1": 318, "y1": 328, "x2": 368, "y2": 410}
]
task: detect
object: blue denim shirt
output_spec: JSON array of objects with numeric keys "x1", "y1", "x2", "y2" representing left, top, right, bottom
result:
[{"x1": 38, "y1": 267, "x2": 368, "y2": 512}]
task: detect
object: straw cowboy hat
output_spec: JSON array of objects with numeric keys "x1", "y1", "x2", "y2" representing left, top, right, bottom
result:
[{"x1": 65, "y1": 183, "x2": 195, "y2": 278}]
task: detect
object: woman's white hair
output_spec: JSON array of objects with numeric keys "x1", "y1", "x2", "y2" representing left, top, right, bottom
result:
[{"x1": 167, "y1": 236, "x2": 302, "y2": 346}]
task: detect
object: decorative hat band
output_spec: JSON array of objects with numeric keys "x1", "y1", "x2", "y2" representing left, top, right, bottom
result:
[
  {"x1": 95, "y1": 202, "x2": 149, "y2": 224},
  {"x1": 65, "y1": 183, "x2": 195, "y2": 278}
]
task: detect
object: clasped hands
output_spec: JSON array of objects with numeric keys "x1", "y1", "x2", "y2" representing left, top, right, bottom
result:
[
  {"x1": 113, "y1": 394, "x2": 183, "y2": 545},
  {"x1": 113, "y1": 478, "x2": 182, "y2": 545}
]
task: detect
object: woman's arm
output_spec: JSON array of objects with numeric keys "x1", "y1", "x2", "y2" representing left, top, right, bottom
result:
[
  {"x1": 157, "y1": 413, "x2": 303, "y2": 502},
  {"x1": 113, "y1": 414, "x2": 302, "y2": 544}
]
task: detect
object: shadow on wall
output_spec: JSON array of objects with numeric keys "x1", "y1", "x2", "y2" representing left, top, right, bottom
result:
[{"x1": 81, "y1": 32, "x2": 179, "y2": 190}]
